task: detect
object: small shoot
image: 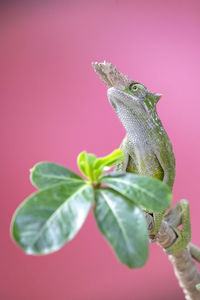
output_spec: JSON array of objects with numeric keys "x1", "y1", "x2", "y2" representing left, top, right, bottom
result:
[{"x1": 77, "y1": 149, "x2": 124, "y2": 183}]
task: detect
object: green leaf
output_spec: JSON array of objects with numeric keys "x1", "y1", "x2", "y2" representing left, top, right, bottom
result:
[
  {"x1": 77, "y1": 151, "x2": 97, "y2": 180},
  {"x1": 30, "y1": 162, "x2": 83, "y2": 189},
  {"x1": 77, "y1": 152, "x2": 87, "y2": 177},
  {"x1": 77, "y1": 150, "x2": 124, "y2": 182},
  {"x1": 11, "y1": 182, "x2": 93, "y2": 255},
  {"x1": 101, "y1": 172, "x2": 172, "y2": 212},
  {"x1": 94, "y1": 188, "x2": 149, "y2": 268},
  {"x1": 94, "y1": 149, "x2": 124, "y2": 169}
]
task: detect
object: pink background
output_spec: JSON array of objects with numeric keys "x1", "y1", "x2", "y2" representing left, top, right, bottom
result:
[{"x1": 1, "y1": 1, "x2": 200, "y2": 299}]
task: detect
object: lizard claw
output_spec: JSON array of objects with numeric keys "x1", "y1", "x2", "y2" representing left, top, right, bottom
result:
[
  {"x1": 163, "y1": 248, "x2": 173, "y2": 255},
  {"x1": 149, "y1": 233, "x2": 157, "y2": 243},
  {"x1": 149, "y1": 237, "x2": 157, "y2": 243}
]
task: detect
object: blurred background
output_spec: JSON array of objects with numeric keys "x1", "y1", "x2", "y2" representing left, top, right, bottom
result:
[{"x1": 1, "y1": 0, "x2": 200, "y2": 299}]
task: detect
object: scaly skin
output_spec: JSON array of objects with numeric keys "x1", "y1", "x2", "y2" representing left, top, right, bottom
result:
[{"x1": 107, "y1": 82, "x2": 191, "y2": 254}]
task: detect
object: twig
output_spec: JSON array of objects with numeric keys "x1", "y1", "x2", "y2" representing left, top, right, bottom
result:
[{"x1": 146, "y1": 213, "x2": 200, "y2": 300}]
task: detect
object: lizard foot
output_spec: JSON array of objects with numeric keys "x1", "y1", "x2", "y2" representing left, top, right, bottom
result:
[
  {"x1": 149, "y1": 211, "x2": 165, "y2": 240},
  {"x1": 164, "y1": 199, "x2": 191, "y2": 255}
]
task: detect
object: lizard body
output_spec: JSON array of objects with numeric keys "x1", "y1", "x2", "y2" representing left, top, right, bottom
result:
[
  {"x1": 110, "y1": 85, "x2": 175, "y2": 190},
  {"x1": 108, "y1": 84, "x2": 175, "y2": 238}
]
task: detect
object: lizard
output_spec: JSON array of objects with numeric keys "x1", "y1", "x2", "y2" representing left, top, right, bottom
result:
[{"x1": 92, "y1": 61, "x2": 191, "y2": 255}]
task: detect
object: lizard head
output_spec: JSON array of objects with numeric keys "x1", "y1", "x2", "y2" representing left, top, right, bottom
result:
[
  {"x1": 107, "y1": 83, "x2": 162, "y2": 120},
  {"x1": 125, "y1": 83, "x2": 162, "y2": 108}
]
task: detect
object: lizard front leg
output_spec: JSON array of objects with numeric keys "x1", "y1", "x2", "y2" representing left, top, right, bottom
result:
[
  {"x1": 114, "y1": 150, "x2": 129, "y2": 172},
  {"x1": 114, "y1": 136, "x2": 130, "y2": 172},
  {"x1": 149, "y1": 211, "x2": 165, "y2": 241},
  {"x1": 149, "y1": 147, "x2": 175, "y2": 241}
]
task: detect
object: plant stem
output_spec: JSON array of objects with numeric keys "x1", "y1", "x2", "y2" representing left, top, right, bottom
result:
[{"x1": 145, "y1": 213, "x2": 200, "y2": 300}]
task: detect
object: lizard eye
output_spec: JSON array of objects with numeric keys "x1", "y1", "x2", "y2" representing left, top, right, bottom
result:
[
  {"x1": 124, "y1": 83, "x2": 146, "y2": 96},
  {"x1": 130, "y1": 84, "x2": 138, "y2": 92}
]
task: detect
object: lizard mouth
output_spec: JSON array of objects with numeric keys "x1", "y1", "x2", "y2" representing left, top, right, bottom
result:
[
  {"x1": 107, "y1": 87, "x2": 146, "y2": 113},
  {"x1": 107, "y1": 87, "x2": 138, "y2": 105}
]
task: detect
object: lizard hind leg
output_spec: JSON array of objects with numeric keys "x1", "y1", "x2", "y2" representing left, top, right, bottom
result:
[{"x1": 164, "y1": 199, "x2": 191, "y2": 255}]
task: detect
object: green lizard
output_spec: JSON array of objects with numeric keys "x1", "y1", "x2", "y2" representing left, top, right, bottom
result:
[
  {"x1": 92, "y1": 60, "x2": 199, "y2": 255},
  {"x1": 92, "y1": 59, "x2": 193, "y2": 254},
  {"x1": 106, "y1": 82, "x2": 191, "y2": 254},
  {"x1": 107, "y1": 81, "x2": 192, "y2": 254}
]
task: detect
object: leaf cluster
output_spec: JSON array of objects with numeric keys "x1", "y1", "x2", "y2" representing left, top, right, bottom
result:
[{"x1": 11, "y1": 150, "x2": 172, "y2": 268}]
